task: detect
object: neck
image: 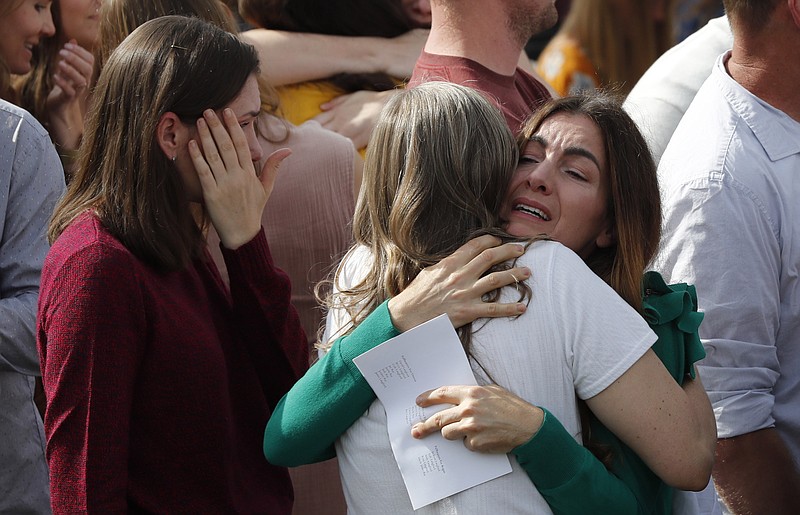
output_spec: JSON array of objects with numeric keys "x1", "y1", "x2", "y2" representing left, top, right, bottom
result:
[
  {"x1": 425, "y1": 1, "x2": 527, "y2": 76},
  {"x1": 727, "y1": 27, "x2": 800, "y2": 122}
]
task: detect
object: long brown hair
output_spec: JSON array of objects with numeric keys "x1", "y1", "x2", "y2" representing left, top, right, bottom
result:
[
  {"x1": 323, "y1": 81, "x2": 528, "y2": 352},
  {"x1": 48, "y1": 16, "x2": 259, "y2": 271},
  {"x1": 559, "y1": 0, "x2": 674, "y2": 95},
  {"x1": 95, "y1": 0, "x2": 281, "y2": 124},
  {"x1": 518, "y1": 93, "x2": 662, "y2": 312},
  {"x1": 520, "y1": 93, "x2": 661, "y2": 464}
]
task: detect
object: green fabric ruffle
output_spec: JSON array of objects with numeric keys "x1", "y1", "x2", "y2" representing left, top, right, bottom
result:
[{"x1": 641, "y1": 271, "x2": 706, "y2": 383}]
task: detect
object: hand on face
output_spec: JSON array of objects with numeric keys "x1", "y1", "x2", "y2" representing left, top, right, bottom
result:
[
  {"x1": 411, "y1": 384, "x2": 544, "y2": 453},
  {"x1": 188, "y1": 107, "x2": 290, "y2": 250}
]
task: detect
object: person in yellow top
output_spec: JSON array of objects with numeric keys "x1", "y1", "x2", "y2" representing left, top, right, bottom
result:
[
  {"x1": 537, "y1": 0, "x2": 674, "y2": 97},
  {"x1": 238, "y1": 0, "x2": 432, "y2": 154}
]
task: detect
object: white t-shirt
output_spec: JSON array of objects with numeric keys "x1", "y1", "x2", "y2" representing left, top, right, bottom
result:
[{"x1": 326, "y1": 240, "x2": 656, "y2": 514}]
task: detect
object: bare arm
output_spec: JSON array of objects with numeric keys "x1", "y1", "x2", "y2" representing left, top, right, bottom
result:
[
  {"x1": 314, "y1": 89, "x2": 398, "y2": 150},
  {"x1": 239, "y1": 29, "x2": 428, "y2": 87},
  {"x1": 414, "y1": 353, "x2": 715, "y2": 489},
  {"x1": 713, "y1": 428, "x2": 800, "y2": 514},
  {"x1": 586, "y1": 350, "x2": 716, "y2": 491}
]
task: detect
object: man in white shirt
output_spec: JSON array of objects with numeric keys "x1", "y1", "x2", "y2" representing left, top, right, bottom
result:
[{"x1": 655, "y1": 0, "x2": 800, "y2": 513}]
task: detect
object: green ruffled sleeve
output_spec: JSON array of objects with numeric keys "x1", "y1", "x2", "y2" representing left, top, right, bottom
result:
[{"x1": 642, "y1": 271, "x2": 706, "y2": 383}]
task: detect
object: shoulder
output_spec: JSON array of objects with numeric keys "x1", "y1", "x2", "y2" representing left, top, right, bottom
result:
[
  {"x1": 0, "y1": 100, "x2": 63, "y2": 189},
  {"x1": 45, "y1": 213, "x2": 139, "y2": 286},
  {"x1": 518, "y1": 240, "x2": 591, "y2": 276},
  {"x1": 289, "y1": 118, "x2": 356, "y2": 153},
  {"x1": 0, "y1": 99, "x2": 50, "y2": 143},
  {"x1": 335, "y1": 245, "x2": 371, "y2": 290}
]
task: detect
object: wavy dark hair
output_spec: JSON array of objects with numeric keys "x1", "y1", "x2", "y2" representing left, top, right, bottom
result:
[
  {"x1": 518, "y1": 92, "x2": 662, "y2": 312},
  {"x1": 49, "y1": 16, "x2": 259, "y2": 271}
]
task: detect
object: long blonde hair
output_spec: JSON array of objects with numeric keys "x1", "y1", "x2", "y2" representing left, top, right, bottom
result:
[
  {"x1": 323, "y1": 82, "x2": 528, "y2": 351},
  {"x1": 560, "y1": 0, "x2": 674, "y2": 95}
]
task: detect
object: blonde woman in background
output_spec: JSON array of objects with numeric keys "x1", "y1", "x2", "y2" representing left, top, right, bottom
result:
[{"x1": 537, "y1": 0, "x2": 674, "y2": 96}]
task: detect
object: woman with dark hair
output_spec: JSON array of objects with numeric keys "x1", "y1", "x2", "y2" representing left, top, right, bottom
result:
[
  {"x1": 264, "y1": 85, "x2": 716, "y2": 513},
  {"x1": 37, "y1": 16, "x2": 310, "y2": 513},
  {"x1": 94, "y1": 0, "x2": 363, "y2": 350}
]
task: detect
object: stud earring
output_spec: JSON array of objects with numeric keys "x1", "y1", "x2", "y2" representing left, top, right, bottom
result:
[{"x1": 172, "y1": 155, "x2": 177, "y2": 163}]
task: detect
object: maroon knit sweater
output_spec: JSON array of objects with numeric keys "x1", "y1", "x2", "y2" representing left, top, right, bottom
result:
[{"x1": 37, "y1": 212, "x2": 309, "y2": 514}]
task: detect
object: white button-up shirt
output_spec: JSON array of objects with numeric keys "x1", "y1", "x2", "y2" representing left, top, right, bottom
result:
[{"x1": 657, "y1": 51, "x2": 800, "y2": 467}]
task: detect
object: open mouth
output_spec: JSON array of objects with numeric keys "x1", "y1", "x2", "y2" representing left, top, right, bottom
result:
[{"x1": 514, "y1": 204, "x2": 551, "y2": 221}]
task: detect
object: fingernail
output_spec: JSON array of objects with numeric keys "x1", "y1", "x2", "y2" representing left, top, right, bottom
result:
[
  {"x1": 224, "y1": 108, "x2": 234, "y2": 118},
  {"x1": 516, "y1": 303, "x2": 526, "y2": 314},
  {"x1": 64, "y1": 42, "x2": 74, "y2": 50},
  {"x1": 203, "y1": 109, "x2": 215, "y2": 119},
  {"x1": 59, "y1": 49, "x2": 69, "y2": 58}
]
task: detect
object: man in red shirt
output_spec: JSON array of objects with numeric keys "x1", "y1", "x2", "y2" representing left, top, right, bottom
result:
[{"x1": 410, "y1": 0, "x2": 559, "y2": 132}]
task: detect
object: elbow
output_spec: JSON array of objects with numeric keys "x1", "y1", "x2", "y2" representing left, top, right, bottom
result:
[
  {"x1": 263, "y1": 424, "x2": 299, "y2": 468},
  {"x1": 662, "y1": 445, "x2": 714, "y2": 491}
]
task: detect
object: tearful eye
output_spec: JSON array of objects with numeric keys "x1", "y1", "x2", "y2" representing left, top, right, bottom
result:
[
  {"x1": 565, "y1": 169, "x2": 586, "y2": 181},
  {"x1": 518, "y1": 155, "x2": 541, "y2": 165}
]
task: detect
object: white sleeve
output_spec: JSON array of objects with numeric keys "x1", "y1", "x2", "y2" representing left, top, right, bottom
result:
[
  {"x1": 656, "y1": 175, "x2": 780, "y2": 438},
  {"x1": 321, "y1": 245, "x2": 371, "y2": 353},
  {"x1": 538, "y1": 242, "x2": 657, "y2": 400}
]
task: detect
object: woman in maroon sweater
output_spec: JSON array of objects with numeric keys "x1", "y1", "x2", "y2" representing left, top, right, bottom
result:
[{"x1": 36, "y1": 16, "x2": 309, "y2": 513}]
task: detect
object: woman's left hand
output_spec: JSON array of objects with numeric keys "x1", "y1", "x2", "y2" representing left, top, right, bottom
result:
[
  {"x1": 411, "y1": 385, "x2": 544, "y2": 453},
  {"x1": 188, "y1": 108, "x2": 291, "y2": 249}
]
